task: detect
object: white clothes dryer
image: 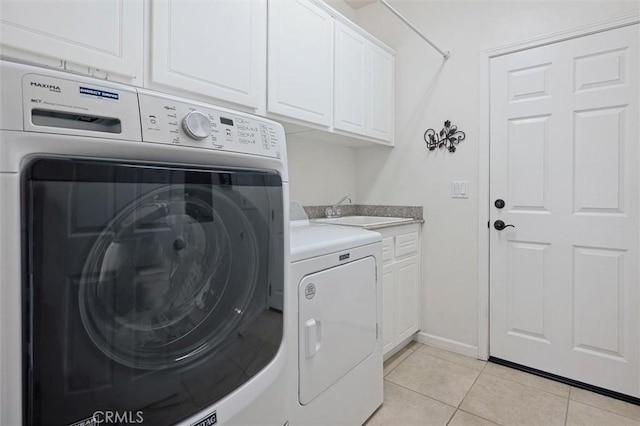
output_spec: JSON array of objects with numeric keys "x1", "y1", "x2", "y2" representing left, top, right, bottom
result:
[
  {"x1": 288, "y1": 221, "x2": 383, "y2": 425},
  {"x1": 0, "y1": 60, "x2": 290, "y2": 426}
]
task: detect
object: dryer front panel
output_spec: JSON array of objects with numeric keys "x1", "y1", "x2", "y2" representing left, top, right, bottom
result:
[
  {"x1": 298, "y1": 256, "x2": 377, "y2": 405},
  {"x1": 23, "y1": 158, "x2": 285, "y2": 426}
]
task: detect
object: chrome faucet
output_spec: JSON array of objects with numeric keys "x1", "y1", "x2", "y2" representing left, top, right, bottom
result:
[{"x1": 325, "y1": 195, "x2": 352, "y2": 218}]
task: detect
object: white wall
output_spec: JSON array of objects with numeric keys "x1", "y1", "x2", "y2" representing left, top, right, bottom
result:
[
  {"x1": 286, "y1": 0, "x2": 638, "y2": 353},
  {"x1": 287, "y1": 136, "x2": 358, "y2": 205},
  {"x1": 349, "y1": 1, "x2": 639, "y2": 353}
]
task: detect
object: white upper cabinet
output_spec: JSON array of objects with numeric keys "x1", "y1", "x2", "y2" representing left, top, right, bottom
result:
[
  {"x1": 0, "y1": 0, "x2": 143, "y2": 81},
  {"x1": 267, "y1": 0, "x2": 333, "y2": 127},
  {"x1": 334, "y1": 21, "x2": 395, "y2": 143},
  {"x1": 368, "y1": 42, "x2": 394, "y2": 142},
  {"x1": 0, "y1": 0, "x2": 393, "y2": 146},
  {"x1": 149, "y1": 0, "x2": 266, "y2": 109},
  {"x1": 334, "y1": 22, "x2": 367, "y2": 135}
]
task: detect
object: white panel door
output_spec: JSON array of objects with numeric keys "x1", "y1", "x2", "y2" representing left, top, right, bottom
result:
[
  {"x1": 489, "y1": 24, "x2": 639, "y2": 396},
  {"x1": 0, "y1": 0, "x2": 143, "y2": 79},
  {"x1": 267, "y1": 0, "x2": 333, "y2": 126},
  {"x1": 150, "y1": 0, "x2": 265, "y2": 108},
  {"x1": 334, "y1": 21, "x2": 367, "y2": 135},
  {"x1": 367, "y1": 42, "x2": 394, "y2": 142}
]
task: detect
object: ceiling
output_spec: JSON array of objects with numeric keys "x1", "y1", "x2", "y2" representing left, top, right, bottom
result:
[{"x1": 343, "y1": 0, "x2": 377, "y2": 9}]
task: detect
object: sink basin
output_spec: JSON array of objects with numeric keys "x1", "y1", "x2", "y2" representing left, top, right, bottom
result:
[{"x1": 312, "y1": 216, "x2": 413, "y2": 227}]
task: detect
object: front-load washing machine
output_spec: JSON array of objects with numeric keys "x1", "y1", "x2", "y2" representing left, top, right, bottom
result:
[
  {"x1": 0, "y1": 60, "x2": 289, "y2": 426},
  {"x1": 288, "y1": 220, "x2": 383, "y2": 425}
]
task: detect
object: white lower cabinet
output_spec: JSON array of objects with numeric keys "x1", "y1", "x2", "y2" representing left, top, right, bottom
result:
[{"x1": 380, "y1": 224, "x2": 421, "y2": 355}]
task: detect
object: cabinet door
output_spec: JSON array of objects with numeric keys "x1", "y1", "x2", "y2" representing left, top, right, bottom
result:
[
  {"x1": 367, "y1": 42, "x2": 394, "y2": 142},
  {"x1": 268, "y1": 0, "x2": 333, "y2": 126},
  {"x1": 334, "y1": 22, "x2": 367, "y2": 135},
  {"x1": 395, "y1": 256, "x2": 419, "y2": 342},
  {"x1": 0, "y1": 0, "x2": 142, "y2": 80},
  {"x1": 382, "y1": 264, "x2": 396, "y2": 354},
  {"x1": 150, "y1": 0, "x2": 265, "y2": 108}
]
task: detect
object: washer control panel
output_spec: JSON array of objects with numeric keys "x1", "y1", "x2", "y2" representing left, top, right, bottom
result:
[{"x1": 138, "y1": 92, "x2": 283, "y2": 159}]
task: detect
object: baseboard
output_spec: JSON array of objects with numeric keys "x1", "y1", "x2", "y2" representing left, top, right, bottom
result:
[{"x1": 415, "y1": 332, "x2": 478, "y2": 358}]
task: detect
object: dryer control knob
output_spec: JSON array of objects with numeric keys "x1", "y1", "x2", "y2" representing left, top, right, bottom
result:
[{"x1": 182, "y1": 111, "x2": 211, "y2": 140}]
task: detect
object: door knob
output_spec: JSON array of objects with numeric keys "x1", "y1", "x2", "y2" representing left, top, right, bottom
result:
[
  {"x1": 494, "y1": 220, "x2": 515, "y2": 231},
  {"x1": 494, "y1": 199, "x2": 505, "y2": 209}
]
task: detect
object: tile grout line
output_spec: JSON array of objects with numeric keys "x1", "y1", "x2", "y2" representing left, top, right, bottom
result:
[
  {"x1": 486, "y1": 363, "x2": 640, "y2": 419},
  {"x1": 444, "y1": 408, "x2": 457, "y2": 426},
  {"x1": 442, "y1": 353, "x2": 479, "y2": 426},
  {"x1": 417, "y1": 346, "x2": 488, "y2": 373},
  {"x1": 568, "y1": 396, "x2": 640, "y2": 423},
  {"x1": 406, "y1": 341, "x2": 421, "y2": 353},
  {"x1": 481, "y1": 368, "x2": 570, "y2": 400},
  {"x1": 405, "y1": 346, "x2": 638, "y2": 425},
  {"x1": 456, "y1": 361, "x2": 486, "y2": 410},
  {"x1": 459, "y1": 366, "x2": 640, "y2": 425},
  {"x1": 387, "y1": 344, "x2": 491, "y2": 418},
  {"x1": 383, "y1": 377, "x2": 459, "y2": 411},
  {"x1": 564, "y1": 387, "x2": 571, "y2": 426},
  {"x1": 485, "y1": 366, "x2": 640, "y2": 422},
  {"x1": 457, "y1": 408, "x2": 504, "y2": 425},
  {"x1": 568, "y1": 385, "x2": 640, "y2": 421},
  {"x1": 401, "y1": 345, "x2": 640, "y2": 423},
  {"x1": 395, "y1": 349, "x2": 488, "y2": 382},
  {"x1": 385, "y1": 347, "x2": 505, "y2": 425},
  {"x1": 383, "y1": 344, "x2": 420, "y2": 377},
  {"x1": 383, "y1": 362, "x2": 400, "y2": 378},
  {"x1": 385, "y1": 343, "x2": 482, "y2": 411},
  {"x1": 446, "y1": 362, "x2": 496, "y2": 425}
]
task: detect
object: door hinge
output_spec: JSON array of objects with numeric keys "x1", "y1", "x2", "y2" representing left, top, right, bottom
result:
[
  {"x1": 376, "y1": 323, "x2": 379, "y2": 339},
  {"x1": 487, "y1": 221, "x2": 490, "y2": 228},
  {"x1": 268, "y1": 284, "x2": 272, "y2": 296}
]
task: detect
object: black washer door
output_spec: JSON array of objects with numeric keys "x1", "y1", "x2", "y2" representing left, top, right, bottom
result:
[{"x1": 24, "y1": 158, "x2": 284, "y2": 426}]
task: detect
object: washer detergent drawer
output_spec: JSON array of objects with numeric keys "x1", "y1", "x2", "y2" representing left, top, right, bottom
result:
[{"x1": 298, "y1": 256, "x2": 377, "y2": 405}]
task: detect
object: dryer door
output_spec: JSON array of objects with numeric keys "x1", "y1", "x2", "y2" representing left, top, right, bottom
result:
[{"x1": 298, "y1": 256, "x2": 377, "y2": 405}]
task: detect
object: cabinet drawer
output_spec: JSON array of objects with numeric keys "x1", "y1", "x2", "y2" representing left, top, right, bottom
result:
[
  {"x1": 382, "y1": 237, "x2": 394, "y2": 264},
  {"x1": 395, "y1": 232, "x2": 419, "y2": 258}
]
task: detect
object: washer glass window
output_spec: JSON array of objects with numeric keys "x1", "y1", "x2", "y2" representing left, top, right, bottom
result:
[{"x1": 24, "y1": 158, "x2": 284, "y2": 426}]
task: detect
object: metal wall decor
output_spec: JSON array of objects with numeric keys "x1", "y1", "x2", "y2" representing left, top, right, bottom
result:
[{"x1": 424, "y1": 120, "x2": 466, "y2": 153}]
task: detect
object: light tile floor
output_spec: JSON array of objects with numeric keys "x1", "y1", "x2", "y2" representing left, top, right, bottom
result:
[{"x1": 366, "y1": 342, "x2": 640, "y2": 426}]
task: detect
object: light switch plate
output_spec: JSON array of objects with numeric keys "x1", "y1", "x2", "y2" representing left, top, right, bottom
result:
[{"x1": 451, "y1": 180, "x2": 469, "y2": 198}]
